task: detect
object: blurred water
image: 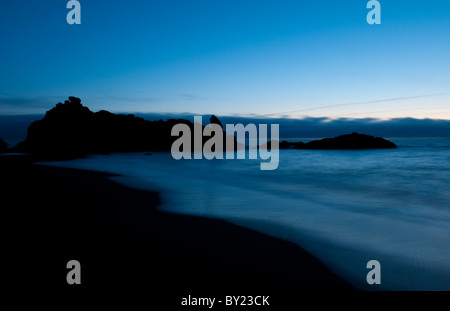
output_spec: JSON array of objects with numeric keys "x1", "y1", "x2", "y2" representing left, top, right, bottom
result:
[{"x1": 45, "y1": 138, "x2": 450, "y2": 290}]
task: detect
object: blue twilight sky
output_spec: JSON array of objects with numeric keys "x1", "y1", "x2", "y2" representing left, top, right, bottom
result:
[{"x1": 0, "y1": 0, "x2": 449, "y2": 119}]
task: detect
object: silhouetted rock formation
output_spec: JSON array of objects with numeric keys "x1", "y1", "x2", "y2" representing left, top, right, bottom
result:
[
  {"x1": 0, "y1": 138, "x2": 8, "y2": 153},
  {"x1": 277, "y1": 133, "x2": 397, "y2": 150},
  {"x1": 16, "y1": 97, "x2": 236, "y2": 154},
  {"x1": 304, "y1": 133, "x2": 397, "y2": 149}
]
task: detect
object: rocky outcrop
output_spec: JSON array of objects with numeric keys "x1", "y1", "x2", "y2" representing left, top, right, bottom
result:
[
  {"x1": 303, "y1": 133, "x2": 397, "y2": 149},
  {"x1": 277, "y1": 133, "x2": 397, "y2": 150},
  {"x1": 15, "y1": 97, "x2": 236, "y2": 154}
]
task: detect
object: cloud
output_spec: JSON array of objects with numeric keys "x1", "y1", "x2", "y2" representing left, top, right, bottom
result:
[
  {"x1": 101, "y1": 95, "x2": 159, "y2": 104},
  {"x1": 135, "y1": 113, "x2": 450, "y2": 138},
  {"x1": 177, "y1": 93, "x2": 206, "y2": 101},
  {"x1": 0, "y1": 96, "x2": 62, "y2": 115},
  {"x1": 254, "y1": 92, "x2": 450, "y2": 118}
]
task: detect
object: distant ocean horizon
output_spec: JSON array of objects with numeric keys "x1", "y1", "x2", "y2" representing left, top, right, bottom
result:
[{"x1": 44, "y1": 138, "x2": 450, "y2": 290}]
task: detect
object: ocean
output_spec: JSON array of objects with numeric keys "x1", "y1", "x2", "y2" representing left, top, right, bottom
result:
[{"x1": 44, "y1": 138, "x2": 450, "y2": 290}]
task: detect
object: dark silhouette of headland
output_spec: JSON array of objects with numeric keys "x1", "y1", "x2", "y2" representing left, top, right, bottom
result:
[{"x1": 15, "y1": 97, "x2": 236, "y2": 155}]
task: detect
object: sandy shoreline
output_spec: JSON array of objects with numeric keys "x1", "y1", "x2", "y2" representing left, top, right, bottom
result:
[{"x1": 2, "y1": 155, "x2": 353, "y2": 305}]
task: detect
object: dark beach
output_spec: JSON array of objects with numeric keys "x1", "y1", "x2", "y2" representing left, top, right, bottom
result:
[{"x1": 2, "y1": 155, "x2": 353, "y2": 306}]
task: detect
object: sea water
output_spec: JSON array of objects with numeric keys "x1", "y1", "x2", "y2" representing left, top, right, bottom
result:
[{"x1": 44, "y1": 138, "x2": 450, "y2": 290}]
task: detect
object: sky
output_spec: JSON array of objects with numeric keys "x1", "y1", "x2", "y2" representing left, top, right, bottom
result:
[{"x1": 0, "y1": 0, "x2": 449, "y2": 119}]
